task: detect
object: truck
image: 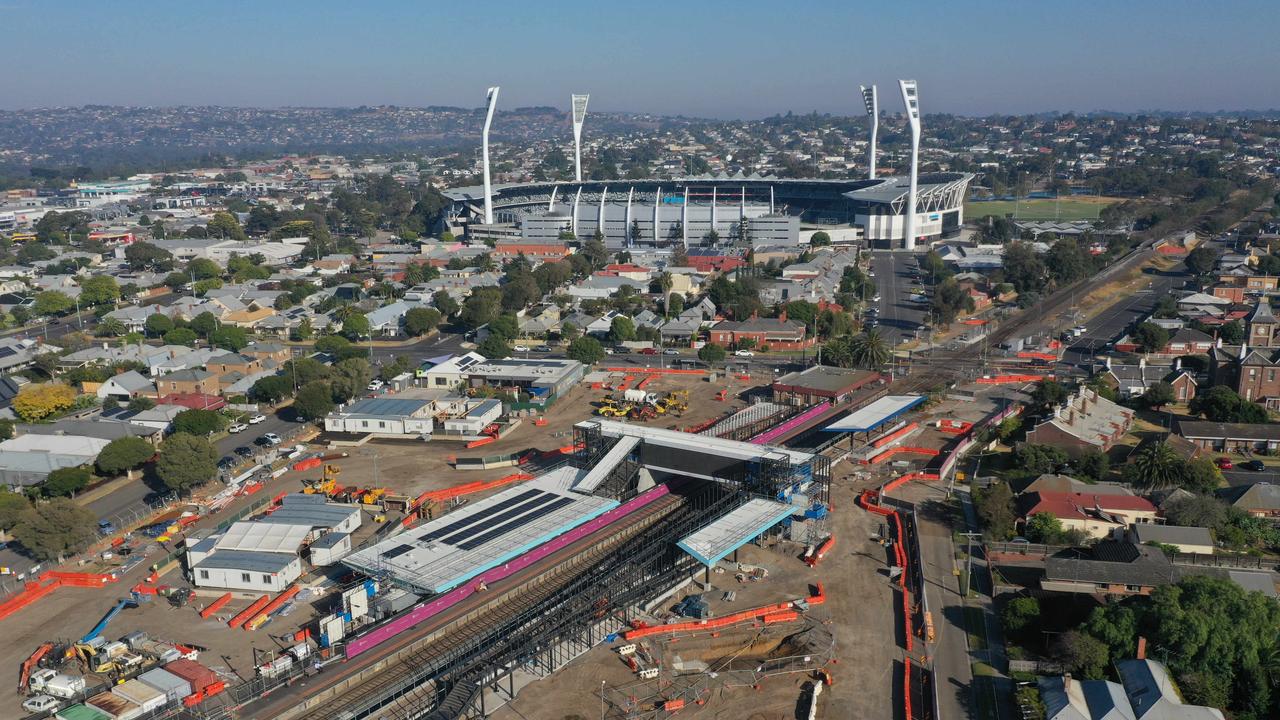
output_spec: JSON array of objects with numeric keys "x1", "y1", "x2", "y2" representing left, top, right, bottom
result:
[{"x1": 29, "y1": 669, "x2": 86, "y2": 699}]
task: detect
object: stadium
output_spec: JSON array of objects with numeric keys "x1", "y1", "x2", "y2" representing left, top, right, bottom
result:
[
  {"x1": 444, "y1": 82, "x2": 972, "y2": 251},
  {"x1": 442, "y1": 172, "x2": 973, "y2": 251}
]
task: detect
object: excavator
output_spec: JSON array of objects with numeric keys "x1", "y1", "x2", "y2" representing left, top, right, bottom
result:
[
  {"x1": 302, "y1": 464, "x2": 343, "y2": 497},
  {"x1": 18, "y1": 643, "x2": 54, "y2": 694}
]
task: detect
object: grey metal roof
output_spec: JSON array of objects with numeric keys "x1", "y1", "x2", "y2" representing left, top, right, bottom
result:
[
  {"x1": 336, "y1": 397, "x2": 431, "y2": 418},
  {"x1": 195, "y1": 550, "x2": 297, "y2": 574},
  {"x1": 1132, "y1": 524, "x2": 1213, "y2": 547},
  {"x1": 1044, "y1": 542, "x2": 1177, "y2": 588},
  {"x1": 257, "y1": 503, "x2": 359, "y2": 530},
  {"x1": 1216, "y1": 481, "x2": 1280, "y2": 511}
]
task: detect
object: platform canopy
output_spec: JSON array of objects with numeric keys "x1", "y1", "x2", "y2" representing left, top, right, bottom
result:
[
  {"x1": 822, "y1": 395, "x2": 924, "y2": 433},
  {"x1": 343, "y1": 469, "x2": 617, "y2": 594},
  {"x1": 677, "y1": 498, "x2": 795, "y2": 567}
]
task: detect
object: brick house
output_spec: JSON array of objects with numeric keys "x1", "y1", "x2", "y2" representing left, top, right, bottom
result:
[
  {"x1": 241, "y1": 342, "x2": 292, "y2": 365},
  {"x1": 1097, "y1": 357, "x2": 1197, "y2": 402},
  {"x1": 1217, "y1": 481, "x2": 1280, "y2": 519},
  {"x1": 205, "y1": 352, "x2": 263, "y2": 377},
  {"x1": 1017, "y1": 491, "x2": 1157, "y2": 540},
  {"x1": 1023, "y1": 387, "x2": 1134, "y2": 456},
  {"x1": 492, "y1": 241, "x2": 570, "y2": 264},
  {"x1": 155, "y1": 368, "x2": 219, "y2": 396},
  {"x1": 708, "y1": 314, "x2": 813, "y2": 350}
]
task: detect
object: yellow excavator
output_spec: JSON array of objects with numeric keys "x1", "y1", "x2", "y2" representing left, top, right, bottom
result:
[{"x1": 303, "y1": 465, "x2": 342, "y2": 497}]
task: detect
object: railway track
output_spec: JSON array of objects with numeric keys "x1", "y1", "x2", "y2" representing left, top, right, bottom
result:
[{"x1": 277, "y1": 492, "x2": 683, "y2": 720}]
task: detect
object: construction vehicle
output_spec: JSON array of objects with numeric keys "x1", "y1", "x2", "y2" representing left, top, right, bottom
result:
[
  {"x1": 360, "y1": 488, "x2": 386, "y2": 506},
  {"x1": 18, "y1": 643, "x2": 54, "y2": 693},
  {"x1": 628, "y1": 404, "x2": 657, "y2": 421},
  {"x1": 81, "y1": 598, "x2": 138, "y2": 644},
  {"x1": 28, "y1": 669, "x2": 84, "y2": 699},
  {"x1": 303, "y1": 464, "x2": 342, "y2": 496}
]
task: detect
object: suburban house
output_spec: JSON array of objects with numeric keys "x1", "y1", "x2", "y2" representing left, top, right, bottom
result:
[
  {"x1": 96, "y1": 370, "x2": 156, "y2": 401},
  {"x1": 1040, "y1": 658, "x2": 1224, "y2": 720},
  {"x1": 1096, "y1": 357, "x2": 1197, "y2": 402},
  {"x1": 1018, "y1": 491, "x2": 1158, "y2": 539},
  {"x1": 1124, "y1": 524, "x2": 1215, "y2": 555},
  {"x1": 1216, "y1": 482, "x2": 1280, "y2": 519},
  {"x1": 1176, "y1": 420, "x2": 1280, "y2": 452},
  {"x1": 1024, "y1": 388, "x2": 1134, "y2": 456},
  {"x1": 707, "y1": 315, "x2": 813, "y2": 350},
  {"x1": 155, "y1": 368, "x2": 220, "y2": 396},
  {"x1": 1041, "y1": 540, "x2": 1176, "y2": 597}
]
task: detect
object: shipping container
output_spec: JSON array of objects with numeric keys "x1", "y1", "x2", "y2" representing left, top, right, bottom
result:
[
  {"x1": 163, "y1": 659, "x2": 218, "y2": 692},
  {"x1": 137, "y1": 668, "x2": 190, "y2": 703},
  {"x1": 85, "y1": 691, "x2": 141, "y2": 720},
  {"x1": 111, "y1": 679, "x2": 166, "y2": 713}
]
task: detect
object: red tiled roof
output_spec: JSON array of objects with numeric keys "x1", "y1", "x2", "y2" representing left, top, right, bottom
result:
[{"x1": 1021, "y1": 491, "x2": 1155, "y2": 520}]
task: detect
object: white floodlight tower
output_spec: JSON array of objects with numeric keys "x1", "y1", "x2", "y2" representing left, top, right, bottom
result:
[
  {"x1": 482, "y1": 86, "x2": 500, "y2": 225},
  {"x1": 860, "y1": 85, "x2": 878, "y2": 180},
  {"x1": 571, "y1": 94, "x2": 590, "y2": 183},
  {"x1": 898, "y1": 80, "x2": 921, "y2": 251}
]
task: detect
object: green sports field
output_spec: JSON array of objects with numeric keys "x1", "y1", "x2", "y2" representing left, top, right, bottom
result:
[{"x1": 964, "y1": 196, "x2": 1122, "y2": 221}]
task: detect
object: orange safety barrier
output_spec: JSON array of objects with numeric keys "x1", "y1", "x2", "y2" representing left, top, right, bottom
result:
[
  {"x1": 605, "y1": 367, "x2": 706, "y2": 375},
  {"x1": 411, "y1": 472, "x2": 535, "y2": 510},
  {"x1": 761, "y1": 610, "x2": 799, "y2": 624},
  {"x1": 867, "y1": 445, "x2": 941, "y2": 465},
  {"x1": 663, "y1": 699, "x2": 686, "y2": 711},
  {"x1": 623, "y1": 600, "x2": 799, "y2": 640},
  {"x1": 246, "y1": 585, "x2": 300, "y2": 630},
  {"x1": 464, "y1": 436, "x2": 496, "y2": 449},
  {"x1": 43, "y1": 571, "x2": 118, "y2": 587},
  {"x1": 808, "y1": 582, "x2": 826, "y2": 606},
  {"x1": 636, "y1": 375, "x2": 657, "y2": 389},
  {"x1": 871, "y1": 422, "x2": 918, "y2": 449},
  {"x1": 960, "y1": 318, "x2": 988, "y2": 326},
  {"x1": 975, "y1": 374, "x2": 1047, "y2": 385},
  {"x1": 937, "y1": 419, "x2": 974, "y2": 435},
  {"x1": 1016, "y1": 351, "x2": 1058, "y2": 361},
  {"x1": 200, "y1": 593, "x2": 233, "y2": 619},
  {"x1": 132, "y1": 583, "x2": 161, "y2": 595},
  {"x1": 806, "y1": 534, "x2": 836, "y2": 567},
  {"x1": 240, "y1": 481, "x2": 264, "y2": 495},
  {"x1": 292, "y1": 457, "x2": 322, "y2": 472},
  {"x1": 227, "y1": 595, "x2": 270, "y2": 629}
]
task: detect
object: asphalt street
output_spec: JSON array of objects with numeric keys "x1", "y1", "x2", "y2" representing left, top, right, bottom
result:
[{"x1": 871, "y1": 251, "x2": 929, "y2": 347}]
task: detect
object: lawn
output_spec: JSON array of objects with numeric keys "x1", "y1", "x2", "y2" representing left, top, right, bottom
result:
[{"x1": 965, "y1": 196, "x2": 1122, "y2": 221}]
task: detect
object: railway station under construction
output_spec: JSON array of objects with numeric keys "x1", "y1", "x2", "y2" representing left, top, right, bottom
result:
[{"x1": 199, "y1": 420, "x2": 833, "y2": 720}]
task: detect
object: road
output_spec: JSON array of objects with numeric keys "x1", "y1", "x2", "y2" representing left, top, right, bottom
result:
[{"x1": 871, "y1": 251, "x2": 929, "y2": 347}]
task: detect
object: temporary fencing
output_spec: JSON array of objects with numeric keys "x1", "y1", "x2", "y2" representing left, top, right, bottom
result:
[
  {"x1": 246, "y1": 585, "x2": 300, "y2": 630},
  {"x1": 867, "y1": 446, "x2": 940, "y2": 465},
  {"x1": 623, "y1": 585, "x2": 827, "y2": 640},
  {"x1": 0, "y1": 571, "x2": 120, "y2": 622},
  {"x1": 872, "y1": 422, "x2": 919, "y2": 449},
  {"x1": 975, "y1": 374, "x2": 1047, "y2": 385}
]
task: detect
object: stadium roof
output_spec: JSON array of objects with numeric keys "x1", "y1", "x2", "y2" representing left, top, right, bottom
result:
[
  {"x1": 844, "y1": 173, "x2": 974, "y2": 205},
  {"x1": 824, "y1": 395, "x2": 925, "y2": 433},
  {"x1": 677, "y1": 498, "x2": 795, "y2": 566},
  {"x1": 343, "y1": 469, "x2": 616, "y2": 594}
]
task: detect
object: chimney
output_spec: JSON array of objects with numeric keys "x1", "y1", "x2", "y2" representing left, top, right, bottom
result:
[
  {"x1": 1136, "y1": 636, "x2": 1148, "y2": 660},
  {"x1": 778, "y1": 308, "x2": 787, "y2": 323},
  {"x1": 1063, "y1": 673, "x2": 1072, "y2": 692},
  {"x1": 1174, "y1": 357, "x2": 1181, "y2": 372}
]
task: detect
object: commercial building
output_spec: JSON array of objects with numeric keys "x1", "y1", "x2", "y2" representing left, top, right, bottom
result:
[
  {"x1": 187, "y1": 522, "x2": 308, "y2": 592},
  {"x1": 771, "y1": 366, "x2": 882, "y2": 406},
  {"x1": 424, "y1": 354, "x2": 583, "y2": 405}
]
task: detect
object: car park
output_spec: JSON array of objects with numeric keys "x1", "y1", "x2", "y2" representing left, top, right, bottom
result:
[
  {"x1": 228, "y1": 423, "x2": 248, "y2": 433},
  {"x1": 248, "y1": 414, "x2": 266, "y2": 425},
  {"x1": 263, "y1": 433, "x2": 282, "y2": 445}
]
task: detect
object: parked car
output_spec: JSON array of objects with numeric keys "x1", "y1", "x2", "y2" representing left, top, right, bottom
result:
[
  {"x1": 1215, "y1": 457, "x2": 1234, "y2": 469},
  {"x1": 263, "y1": 432, "x2": 282, "y2": 445},
  {"x1": 234, "y1": 445, "x2": 254, "y2": 457},
  {"x1": 639, "y1": 347, "x2": 659, "y2": 355},
  {"x1": 217, "y1": 456, "x2": 237, "y2": 470},
  {"x1": 734, "y1": 350, "x2": 755, "y2": 357},
  {"x1": 535, "y1": 345, "x2": 552, "y2": 352},
  {"x1": 248, "y1": 414, "x2": 267, "y2": 425},
  {"x1": 253, "y1": 436, "x2": 274, "y2": 447},
  {"x1": 513, "y1": 344, "x2": 530, "y2": 352},
  {"x1": 228, "y1": 423, "x2": 248, "y2": 434},
  {"x1": 1241, "y1": 459, "x2": 1267, "y2": 471},
  {"x1": 367, "y1": 379, "x2": 384, "y2": 391},
  {"x1": 22, "y1": 696, "x2": 60, "y2": 714},
  {"x1": 97, "y1": 520, "x2": 116, "y2": 536},
  {"x1": 663, "y1": 349, "x2": 680, "y2": 356}
]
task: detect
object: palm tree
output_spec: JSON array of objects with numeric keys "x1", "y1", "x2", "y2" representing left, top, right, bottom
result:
[
  {"x1": 1128, "y1": 441, "x2": 1183, "y2": 490},
  {"x1": 656, "y1": 272, "x2": 674, "y2": 317},
  {"x1": 849, "y1": 329, "x2": 891, "y2": 369},
  {"x1": 95, "y1": 317, "x2": 126, "y2": 337}
]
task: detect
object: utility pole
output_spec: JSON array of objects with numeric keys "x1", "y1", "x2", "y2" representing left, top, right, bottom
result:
[{"x1": 960, "y1": 531, "x2": 982, "y2": 597}]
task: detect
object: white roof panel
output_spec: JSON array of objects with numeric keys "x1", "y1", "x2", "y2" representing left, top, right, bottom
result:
[
  {"x1": 678, "y1": 498, "x2": 794, "y2": 566},
  {"x1": 823, "y1": 395, "x2": 925, "y2": 433},
  {"x1": 214, "y1": 521, "x2": 310, "y2": 554}
]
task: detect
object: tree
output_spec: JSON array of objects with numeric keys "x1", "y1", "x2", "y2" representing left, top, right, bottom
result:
[
  {"x1": 173, "y1": 408, "x2": 224, "y2": 436},
  {"x1": 1123, "y1": 440, "x2": 1180, "y2": 490},
  {"x1": 250, "y1": 375, "x2": 293, "y2": 404},
  {"x1": 1013, "y1": 444, "x2": 1068, "y2": 474},
  {"x1": 43, "y1": 466, "x2": 91, "y2": 497},
  {"x1": 124, "y1": 241, "x2": 173, "y2": 271},
  {"x1": 0, "y1": 420, "x2": 12, "y2": 440},
  {"x1": 1219, "y1": 319, "x2": 1244, "y2": 345},
  {"x1": 565, "y1": 337, "x2": 604, "y2": 365},
  {"x1": 13, "y1": 383, "x2": 76, "y2": 422},
  {"x1": 810, "y1": 231, "x2": 831, "y2": 247},
  {"x1": 294, "y1": 381, "x2": 336, "y2": 421},
  {"x1": 205, "y1": 211, "x2": 246, "y2": 241},
  {"x1": 155, "y1": 433, "x2": 218, "y2": 492},
  {"x1": 1132, "y1": 322, "x2": 1170, "y2": 354},
  {"x1": 610, "y1": 316, "x2": 636, "y2": 342},
  {"x1": 209, "y1": 326, "x2": 249, "y2": 351},
  {"x1": 341, "y1": 312, "x2": 371, "y2": 340},
  {"x1": 0, "y1": 490, "x2": 31, "y2": 532},
  {"x1": 1046, "y1": 238, "x2": 1092, "y2": 285},
  {"x1": 96, "y1": 437, "x2": 154, "y2": 476},
  {"x1": 1163, "y1": 493, "x2": 1228, "y2": 529},
  {"x1": 1001, "y1": 596, "x2": 1041, "y2": 636},
  {"x1": 79, "y1": 275, "x2": 120, "y2": 306},
  {"x1": 144, "y1": 313, "x2": 174, "y2": 336},
  {"x1": 11, "y1": 498, "x2": 97, "y2": 561},
  {"x1": 488, "y1": 314, "x2": 519, "y2": 341},
  {"x1": 190, "y1": 311, "x2": 219, "y2": 338},
  {"x1": 1142, "y1": 381, "x2": 1176, "y2": 409},
  {"x1": 1003, "y1": 241, "x2": 1047, "y2": 293},
  {"x1": 1190, "y1": 385, "x2": 1269, "y2": 423},
  {"x1": 1053, "y1": 631, "x2": 1110, "y2": 680},
  {"x1": 561, "y1": 321, "x2": 580, "y2": 343},
  {"x1": 1186, "y1": 244, "x2": 1221, "y2": 276},
  {"x1": 461, "y1": 287, "x2": 503, "y2": 330},
  {"x1": 668, "y1": 293, "x2": 685, "y2": 317},
  {"x1": 478, "y1": 335, "x2": 511, "y2": 359},
  {"x1": 975, "y1": 482, "x2": 1016, "y2": 540},
  {"x1": 1030, "y1": 380, "x2": 1068, "y2": 411},
  {"x1": 163, "y1": 327, "x2": 198, "y2": 346},
  {"x1": 328, "y1": 358, "x2": 372, "y2": 403},
  {"x1": 1025, "y1": 512, "x2": 1068, "y2": 544},
  {"x1": 432, "y1": 290, "x2": 459, "y2": 318},
  {"x1": 33, "y1": 290, "x2": 73, "y2": 317},
  {"x1": 95, "y1": 317, "x2": 126, "y2": 337},
  {"x1": 848, "y1": 330, "x2": 891, "y2": 369},
  {"x1": 698, "y1": 343, "x2": 727, "y2": 363},
  {"x1": 187, "y1": 257, "x2": 222, "y2": 280},
  {"x1": 127, "y1": 396, "x2": 155, "y2": 412},
  {"x1": 404, "y1": 307, "x2": 442, "y2": 337},
  {"x1": 314, "y1": 334, "x2": 351, "y2": 356}
]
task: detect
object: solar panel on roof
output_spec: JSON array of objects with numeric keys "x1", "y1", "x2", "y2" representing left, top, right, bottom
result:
[
  {"x1": 420, "y1": 489, "x2": 543, "y2": 542},
  {"x1": 437, "y1": 492, "x2": 564, "y2": 546},
  {"x1": 0, "y1": 347, "x2": 16, "y2": 359},
  {"x1": 456, "y1": 496, "x2": 577, "y2": 551},
  {"x1": 382, "y1": 543, "x2": 415, "y2": 559}
]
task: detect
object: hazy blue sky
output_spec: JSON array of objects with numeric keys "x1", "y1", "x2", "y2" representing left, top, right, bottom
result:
[{"x1": 1, "y1": 0, "x2": 1276, "y2": 117}]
